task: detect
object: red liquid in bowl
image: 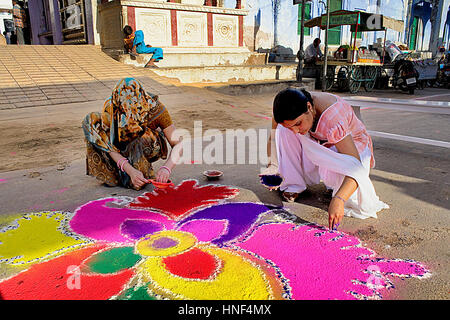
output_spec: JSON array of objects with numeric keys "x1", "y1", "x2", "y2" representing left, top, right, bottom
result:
[{"x1": 205, "y1": 171, "x2": 222, "y2": 176}]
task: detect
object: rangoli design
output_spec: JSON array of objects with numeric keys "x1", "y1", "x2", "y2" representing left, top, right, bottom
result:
[{"x1": 0, "y1": 180, "x2": 430, "y2": 300}]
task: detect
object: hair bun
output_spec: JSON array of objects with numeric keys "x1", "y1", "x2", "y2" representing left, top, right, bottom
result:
[
  {"x1": 273, "y1": 88, "x2": 311, "y2": 123},
  {"x1": 300, "y1": 89, "x2": 313, "y2": 105}
]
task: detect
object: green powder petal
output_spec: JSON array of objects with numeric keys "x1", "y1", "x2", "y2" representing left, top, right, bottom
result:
[
  {"x1": 119, "y1": 285, "x2": 157, "y2": 300},
  {"x1": 86, "y1": 247, "x2": 142, "y2": 274}
]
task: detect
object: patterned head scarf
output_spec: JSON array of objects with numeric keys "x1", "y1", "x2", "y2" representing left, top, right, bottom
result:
[{"x1": 106, "y1": 77, "x2": 165, "y2": 144}]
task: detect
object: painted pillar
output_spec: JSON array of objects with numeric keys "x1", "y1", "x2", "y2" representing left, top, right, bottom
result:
[
  {"x1": 48, "y1": 0, "x2": 63, "y2": 44},
  {"x1": 238, "y1": 15, "x2": 243, "y2": 46},
  {"x1": 403, "y1": 0, "x2": 412, "y2": 44},
  {"x1": 90, "y1": 0, "x2": 101, "y2": 44},
  {"x1": 127, "y1": 6, "x2": 136, "y2": 32},
  {"x1": 84, "y1": 0, "x2": 95, "y2": 44},
  {"x1": 170, "y1": 9, "x2": 177, "y2": 46},
  {"x1": 429, "y1": 0, "x2": 444, "y2": 56},
  {"x1": 445, "y1": 7, "x2": 450, "y2": 49},
  {"x1": 375, "y1": 0, "x2": 381, "y2": 45},
  {"x1": 273, "y1": 0, "x2": 280, "y2": 46},
  {"x1": 406, "y1": 0, "x2": 416, "y2": 46},
  {"x1": 296, "y1": 0, "x2": 306, "y2": 82},
  {"x1": 207, "y1": 12, "x2": 213, "y2": 46},
  {"x1": 27, "y1": 0, "x2": 41, "y2": 44}
]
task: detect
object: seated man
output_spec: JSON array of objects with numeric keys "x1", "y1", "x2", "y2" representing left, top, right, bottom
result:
[
  {"x1": 123, "y1": 25, "x2": 163, "y2": 68},
  {"x1": 303, "y1": 38, "x2": 324, "y2": 89},
  {"x1": 304, "y1": 38, "x2": 323, "y2": 66}
]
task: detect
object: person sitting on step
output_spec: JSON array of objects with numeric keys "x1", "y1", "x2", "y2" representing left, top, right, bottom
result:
[{"x1": 123, "y1": 25, "x2": 163, "y2": 68}]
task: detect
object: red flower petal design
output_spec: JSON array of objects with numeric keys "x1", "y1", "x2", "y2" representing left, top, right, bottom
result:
[
  {"x1": 162, "y1": 248, "x2": 219, "y2": 280},
  {"x1": 0, "y1": 245, "x2": 134, "y2": 300},
  {"x1": 128, "y1": 180, "x2": 239, "y2": 220}
]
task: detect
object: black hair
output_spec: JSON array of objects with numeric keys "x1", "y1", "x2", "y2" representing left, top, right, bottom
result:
[
  {"x1": 123, "y1": 25, "x2": 133, "y2": 36},
  {"x1": 273, "y1": 88, "x2": 313, "y2": 124}
]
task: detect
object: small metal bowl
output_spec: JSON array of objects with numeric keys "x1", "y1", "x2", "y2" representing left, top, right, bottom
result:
[{"x1": 203, "y1": 170, "x2": 223, "y2": 181}]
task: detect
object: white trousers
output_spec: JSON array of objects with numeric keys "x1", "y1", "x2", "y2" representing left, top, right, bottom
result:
[{"x1": 275, "y1": 124, "x2": 388, "y2": 219}]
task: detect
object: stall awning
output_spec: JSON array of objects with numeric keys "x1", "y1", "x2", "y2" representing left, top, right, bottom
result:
[{"x1": 304, "y1": 10, "x2": 404, "y2": 33}]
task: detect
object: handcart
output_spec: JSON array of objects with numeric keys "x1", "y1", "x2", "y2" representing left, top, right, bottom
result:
[{"x1": 304, "y1": 10, "x2": 404, "y2": 94}]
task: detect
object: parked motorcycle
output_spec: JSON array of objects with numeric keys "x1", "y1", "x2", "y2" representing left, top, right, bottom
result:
[
  {"x1": 378, "y1": 41, "x2": 419, "y2": 94},
  {"x1": 392, "y1": 57, "x2": 419, "y2": 94},
  {"x1": 436, "y1": 51, "x2": 450, "y2": 87}
]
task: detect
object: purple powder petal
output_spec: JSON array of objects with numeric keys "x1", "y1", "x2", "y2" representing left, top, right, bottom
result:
[
  {"x1": 152, "y1": 237, "x2": 179, "y2": 249},
  {"x1": 120, "y1": 219, "x2": 164, "y2": 240},
  {"x1": 178, "y1": 203, "x2": 273, "y2": 246}
]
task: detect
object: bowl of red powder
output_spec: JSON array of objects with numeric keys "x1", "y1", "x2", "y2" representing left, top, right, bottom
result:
[
  {"x1": 203, "y1": 170, "x2": 223, "y2": 181},
  {"x1": 148, "y1": 179, "x2": 175, "y2": 189}
]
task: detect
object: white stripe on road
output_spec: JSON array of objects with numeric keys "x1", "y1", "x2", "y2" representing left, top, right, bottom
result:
[
  {"x1": 345, "y1": 96, "x2": 450, "y2": 111},
  {"x1": 414, "y1": 93, "x2": 450, "y2": 100},
  {"x1": 368, "y1": 131, "x2": 450, "y2": 148},
  {"x1": 348, "y1": 101, "x2": 450, "y2": 114}
]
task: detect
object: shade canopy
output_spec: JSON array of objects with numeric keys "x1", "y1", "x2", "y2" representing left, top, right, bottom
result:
[{"x1": 304, "y1": 10, "x2": 404, "y2": 33}]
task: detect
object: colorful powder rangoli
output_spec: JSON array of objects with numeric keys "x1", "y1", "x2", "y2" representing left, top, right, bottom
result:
[{"x1": 0, "y1": 180, "x2": 430, "y2": 300}]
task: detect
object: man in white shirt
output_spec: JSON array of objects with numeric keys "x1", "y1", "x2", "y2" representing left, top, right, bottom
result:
[{"x1": 305, "y1": 38, "x2": 323, "y2": 65}]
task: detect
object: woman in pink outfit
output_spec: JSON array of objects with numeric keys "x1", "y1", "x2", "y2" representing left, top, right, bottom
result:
[{"x1": 261, "y1": 88, "x2": 388, "y2": 230}]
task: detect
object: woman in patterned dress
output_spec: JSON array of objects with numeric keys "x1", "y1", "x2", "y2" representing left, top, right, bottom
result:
[
  {"x1": 82, "y1": 77, "x2": 182, "y2": 190},
  {"x1": 261, "y1": 88, "x2": 388, "y2": 230}
]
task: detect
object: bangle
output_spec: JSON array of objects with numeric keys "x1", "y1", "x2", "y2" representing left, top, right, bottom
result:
[
  {"x1": 117, "y1": 158, "x2": 128, "y2": 172},
  {"x1": 160, "y1": 166, "x2": 171, "y2": 174},
  {"x1": 120, "y1": 160, "x2": 129, "y2": 172},
  {"x1": 116, "y1": 158, "x2": 125, "y2": 169},
  {"x1": 117, "y1": 158, "x2": 126, "y2": 168},
  {"x1": 333, "y1": 195, "x2": 346, "y2": 203}
]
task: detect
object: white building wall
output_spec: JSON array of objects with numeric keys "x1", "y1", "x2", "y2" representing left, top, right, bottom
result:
[
  {"x1": 438, "y1": 0, "x2": 450, "y2": 47},
  {"x1": 92, "y1": 0, "x2": 101, "y2": 45},
  {"x1": 241, "y1": 0, "x2": 415, "y2": 53},
  {"x1": 0, "y1": 0, "x2": 13, "y2": 35}
]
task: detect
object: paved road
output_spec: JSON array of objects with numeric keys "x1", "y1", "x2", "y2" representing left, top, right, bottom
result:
[{"x1": 0, "y1": 77, "x2": 448, "y2": 299}]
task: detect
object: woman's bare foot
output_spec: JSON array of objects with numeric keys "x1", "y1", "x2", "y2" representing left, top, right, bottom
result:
[{"x1": 282, "y1": 191, "x2": 300, "y2": 203}]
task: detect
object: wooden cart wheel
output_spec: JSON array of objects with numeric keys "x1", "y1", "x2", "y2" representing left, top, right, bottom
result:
[
  {"x1": 325, "y1": 65, "x2": 336, "y2": 91},
  {"x1": 364, "y1": 66, "x2": 378, "y2": 92},
  {"x1": 337, "y1": 66, "x2": 350, "y2": 91},
  {"x1": 349, "y1": 66, "x2": 362, "y2": 94}
]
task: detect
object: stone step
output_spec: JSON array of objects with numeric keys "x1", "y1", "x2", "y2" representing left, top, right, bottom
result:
[
  {"x1": 150, "y1": 63, "x2": 298, "y2": 83},
  {"x1": 205, "y1": 78, "x2": 316, "y2": 95},
  {"x1": 107, "y1": 47, "x2": 268, "y2": 68}
]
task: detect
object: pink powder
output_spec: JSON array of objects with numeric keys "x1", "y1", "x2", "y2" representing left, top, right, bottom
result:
[
  {"x1": 52, "y1": 187, "x2": 70, "y2": 194},
  {"x1": 177, "y1": 219, "x2": 228, "y2": 242},
  {"x1": 69, "y1": 198, "x2": 175, "y2": 243},
  {"x1": 236, "y1": 223, "x2": 429, "y2": 300}
]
